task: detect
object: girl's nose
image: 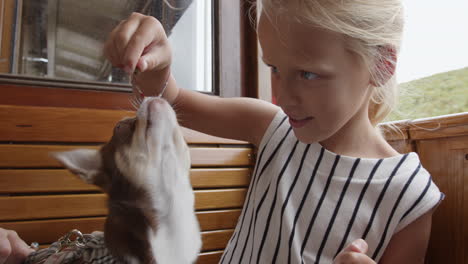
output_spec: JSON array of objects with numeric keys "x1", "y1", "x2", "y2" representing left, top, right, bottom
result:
[{"x1": 273, "y1": 78, "x2": 300, "y2": 107}]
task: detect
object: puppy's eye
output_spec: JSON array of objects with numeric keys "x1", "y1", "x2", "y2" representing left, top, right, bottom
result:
[{"x1": 114, "y1": 123, "x2": 124, "y2": 134}]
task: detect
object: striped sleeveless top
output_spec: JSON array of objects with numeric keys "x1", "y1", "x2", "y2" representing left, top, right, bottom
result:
[{"x1": 220, "y1": 109, "x2": 443, "y2": 264}]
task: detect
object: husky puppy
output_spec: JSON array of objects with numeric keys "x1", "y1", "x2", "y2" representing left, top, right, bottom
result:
[{"x1": 53, "y1": 97, "x2": 202, "y2": 264}]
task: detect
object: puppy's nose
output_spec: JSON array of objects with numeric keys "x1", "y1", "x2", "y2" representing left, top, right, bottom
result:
[{"x1": 147, "y1": 97, "x2": 167, "y2": 113}]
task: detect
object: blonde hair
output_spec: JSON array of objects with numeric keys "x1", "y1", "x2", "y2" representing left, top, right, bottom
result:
[{"x1": 258, "y1": 0, "x2": 405, "y2": 128}]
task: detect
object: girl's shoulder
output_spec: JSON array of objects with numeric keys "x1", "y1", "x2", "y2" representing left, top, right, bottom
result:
[
  {"x1": 380, "y1": 152, "x2": 444, "y2": 233},
  {"x1": 258, "y1": 108, "x2": 289, "y2": 148}
]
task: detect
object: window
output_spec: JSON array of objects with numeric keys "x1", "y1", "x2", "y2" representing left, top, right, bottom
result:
[
  {"x1": 386, "y1": 0, "x2": 468, "y2": 121},
  {"x1": 1, "y1": 0, "x2": 213, "y2": 93}
]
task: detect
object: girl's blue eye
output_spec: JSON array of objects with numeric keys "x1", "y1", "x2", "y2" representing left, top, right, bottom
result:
[{"x1": 301, "y1": 71, "x2": 318, "y2": 80}]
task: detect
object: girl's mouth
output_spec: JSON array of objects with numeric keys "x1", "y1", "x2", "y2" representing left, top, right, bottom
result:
[{"x1": 288, "y1": 116, "x2": 314, "y2": 128}]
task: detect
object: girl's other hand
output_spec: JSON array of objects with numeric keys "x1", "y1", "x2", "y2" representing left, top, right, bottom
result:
[
  {"x1": 333, "y1": 239, "x2": 376, "y2": 264},
  {"x1": 104, "y1": 12, "x2": 172, "y2": 96},
  {"x1": 0, "y1": 228, "x2": 34, "y2": 264}
]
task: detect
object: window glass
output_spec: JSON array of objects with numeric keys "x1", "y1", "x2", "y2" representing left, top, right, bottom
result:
[
  {"x1": 3, "y1": 0, "x2": 212, "y2": 93},
  {"x1": 386, "y1": 0, "x2": 468, "y2": 121}
]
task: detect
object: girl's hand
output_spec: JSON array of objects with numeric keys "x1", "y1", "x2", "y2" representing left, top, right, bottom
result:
[
  {"x1": 0, "y1": 228, "x2": 34, "y2": 264},
  {"x1": 333, "y1": 239, "x2": 376, "y2": 264},
  {"x1": 104, "y1": 12, "x2": 172, "y2": 97}
]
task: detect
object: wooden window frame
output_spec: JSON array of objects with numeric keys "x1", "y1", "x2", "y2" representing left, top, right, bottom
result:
[{"x1": 0, "y1": 0, "x2": 259, "y2": 109}]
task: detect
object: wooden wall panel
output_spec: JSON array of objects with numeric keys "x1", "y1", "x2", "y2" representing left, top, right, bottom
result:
[
  {"x1": 417, "y1": 136, "x2": 468, "y2": 264},
  {"x1": 0, "y1": 104, "x2": 248, "y2": 144},
  {"x1": 0, "y1": 190, "x2": 247, "y2": 221},
  {"x1": 418, "y1": 139, "x2": 459, "y2": 263},
  {"x1": 0, "y1": 85, "x2": 134, "y2": 110},
  {"x1": 463, "y1": 149, "x2": 468, "y2": 264},
  {"x1": 0, "y1": 144, "x2": 253, "y2": 168},
  {"x1": 0, "y1": 210, "x2": 241, "y2": 242},
  {"x1": 382, "y1": 113, "x2": 468, "y2": 264},
  {"x1": 0, "y1": 168, "x2": 251, "y2": 193},
  {"x1": 409, "y1": 113, "x2": 468, "y2": 140},
  {"x1": 0, "y1": 217, "x2": 234, "y2": 252},
  {"x1": 0, "y1": 104, "x2": 133, "y2": 143},
  {"x1": 197, "y1": 251, "x2": 224, "y2": 264},
  {"x1": 201, "y1": 230, "x2": 234, "y2": 251}
]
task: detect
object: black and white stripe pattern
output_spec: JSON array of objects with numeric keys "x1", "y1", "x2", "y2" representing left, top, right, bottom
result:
[{"x1": 220, "y1": 110, "x2": 443, "y2": 264}]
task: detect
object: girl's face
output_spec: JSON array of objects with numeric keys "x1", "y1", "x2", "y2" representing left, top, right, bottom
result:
[{"x1": 258, "y1": 11, "x2": 374, "y2": 144}]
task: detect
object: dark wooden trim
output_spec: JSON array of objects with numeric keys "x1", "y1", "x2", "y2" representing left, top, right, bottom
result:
[
  {"x1": 0, "y1": 74, "x2": 132, "y2": 92},
  {"x1": 380, "y1": 112, "x2": 468, "y2": 141},
  {"x1": 0, "y1": 0, "x2": 16, "y2": 73},
  {"x1": 240, "y1": 0, "x2": 258, "y2": 98},
  {"x1": 215, "y1": 0, "x2": 242, "y2": 98},
  {"x1": 215, "y1": 0, "x2": 258, "y2": 98},
  {"x1": 0, "y1": 84, "x2": 134, "y2": 110}
]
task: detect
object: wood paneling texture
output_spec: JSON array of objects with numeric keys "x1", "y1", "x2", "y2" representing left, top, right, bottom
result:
[
  {"x1": 0, "y1": 0, "x2": 15, "y2": 73},
  {"x1": 0, "y1": 82, "x2": 466, "y2": 264},
  {"x1": 0, "y1": 104, "x2": 249, "y2": 144},
  {"x1": 197, "y1": 251, "x2": 224, "y2": 264},
  {"x1": 381, "y1": 113, "x2": 468, "y2": 264},
  {"x1": 417, "y1": 137, "x2": 468, "y2": 264},
  {"x1": 0, "y1": 210, "x2": 241, "y2": 236},
  {"x1": 0, "y1": 144, "x2": 253, "y2": 168},
  {"x1": 0, "y1": 85, "x2": 135, "y2": 110},
  {"x1": 1, "y1": 216, "x2": 233, "y2": 253},
  {"x1": 0, "y1": 0, "x2": 257, "y2": 260},
  {"x1": 0, "y1": 190, "x2": 247, "y2": 221},
  {"x1": 0, "y1": 101, "x2": 254, "y2": 261},
  {"x1": 0, "y1": 168, "x2": 251, "y2": 193}
]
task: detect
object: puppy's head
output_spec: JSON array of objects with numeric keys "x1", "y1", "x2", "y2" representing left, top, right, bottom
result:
[{"x1": 53, "y1": 97, "x2": 190, "y2": 194}]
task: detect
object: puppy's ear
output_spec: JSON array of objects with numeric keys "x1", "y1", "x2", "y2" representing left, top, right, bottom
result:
[{"x1": 52, "y1": 149, "x2": 101, "y2": 184}]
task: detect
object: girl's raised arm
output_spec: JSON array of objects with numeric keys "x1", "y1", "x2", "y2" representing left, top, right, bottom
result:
[{"x1": 104, "y1": 12, "x2": 279, "y2": 146}]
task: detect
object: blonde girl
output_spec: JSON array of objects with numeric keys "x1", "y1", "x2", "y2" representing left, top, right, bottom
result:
[
  {"x1": 0, "y1": 0, "x2": 443, "y2": 264},
  {"x1": 0, "y1": 1, "x2": 444, "y2": 263},
  {"x1": 102, "y1": 0, "x2": 442, "y2": 263}
]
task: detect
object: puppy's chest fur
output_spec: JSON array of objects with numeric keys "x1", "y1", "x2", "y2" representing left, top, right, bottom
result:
[{"x1": 101, "y1": 153, "x2": 158, "y2": 264}]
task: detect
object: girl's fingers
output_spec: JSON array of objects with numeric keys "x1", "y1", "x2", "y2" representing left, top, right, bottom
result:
[
  {"x1": 104, "y1": 12, "x2": 147, "y2": 69},
  {"x1": 103, "y1": 25, "x2": 121, "y2": 66},
  {"x1": 105, "y1": 19, "x2": 135, "y2": 67},
  {"x1": 334, "y1": 239, "x2": 374, "y2": 264},
  {"x1": 0, "y1": 229, "x2": 12, "y2": 264},
  {"x1": 0, "y1": 229, "x2": 34, "y2": 264},
  {"x1": 342, "y1": 239, "x2": 368, "y2": 254},
  {"x1": 124, "y1": 15, "x2": 166, "y2": 73},
  {"x1": 334, "y1": 252, "x2": 375, "y2": 264},
  {"x1": 138, "y1": 41, "x2": 171, "y2": 72},
  {"x1": 113, "y1": 18, "x2": 142, "y2": 66},
  {"x1": 104, "y1": 12, "x2": 172, "y2": 76}
]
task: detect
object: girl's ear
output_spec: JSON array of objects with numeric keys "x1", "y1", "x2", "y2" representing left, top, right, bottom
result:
[
  {"x1": 371, "y1": 45, "x2": 397, "y2": 86},
  {"x1": 52, "y1": 149, "x2": 102, "y2": 184}
]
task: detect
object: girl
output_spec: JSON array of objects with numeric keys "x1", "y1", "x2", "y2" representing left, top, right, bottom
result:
[
  {"x1": 0, "y1": 0, "x2": 442, "y2": 263},
  {"x1": 103, "y1": 0, "x2": 442, "y2": 263}
]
